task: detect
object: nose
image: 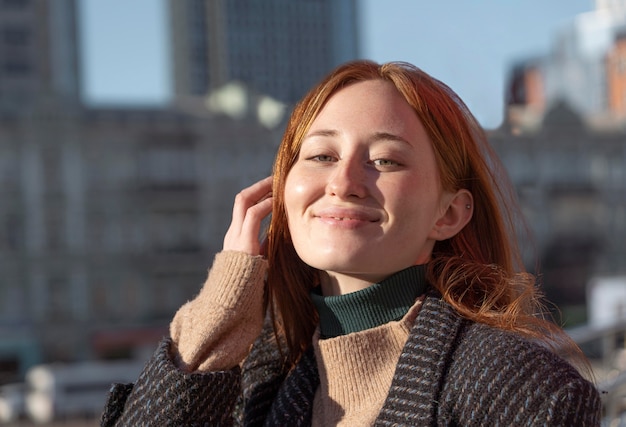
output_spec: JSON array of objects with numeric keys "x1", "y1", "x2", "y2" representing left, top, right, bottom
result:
[{"x1": 326, "y1": 157, "x2": 368, "y2": 199}]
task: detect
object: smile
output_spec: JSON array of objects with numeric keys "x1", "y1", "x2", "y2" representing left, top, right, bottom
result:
[
  {"x1": 331, "y1": 217, "x2": 368, "y2": 221},
  {"x1": 314, "y1": 207, "x2": 380, "y2": 225}
]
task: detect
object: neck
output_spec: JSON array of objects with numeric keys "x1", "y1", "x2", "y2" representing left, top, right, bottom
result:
[{"x1": 311, "y1": 265, "x2": 428, "y2": 337}]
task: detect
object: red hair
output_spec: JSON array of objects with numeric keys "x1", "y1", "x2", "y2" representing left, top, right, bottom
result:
[{"x1": 265, "y1": 60, "x2": 585, "y2": 371}]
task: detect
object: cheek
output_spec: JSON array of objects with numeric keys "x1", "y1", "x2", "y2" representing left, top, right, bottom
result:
[
  {"x1": 284, "y1": 169, "x2": 315, "y2": 211},
  {"x1": 283, "y1": 177, "x2": 306, "y2": 230},
  {"x1": 283, "y1": 176, "x2": 299, "y2": 216},
  {"x1": 384, "y1": 178, "x2": 442, "y2": 221}
]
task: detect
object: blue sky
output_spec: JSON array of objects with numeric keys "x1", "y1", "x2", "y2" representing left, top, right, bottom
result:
[{"x1": 78, "y1": 0, "x2": 594, "y2": 128}]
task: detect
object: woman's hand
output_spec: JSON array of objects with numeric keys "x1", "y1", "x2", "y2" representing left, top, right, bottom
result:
[{"x1": 223, "y1": 176, "x2": 273, "y2": 256}]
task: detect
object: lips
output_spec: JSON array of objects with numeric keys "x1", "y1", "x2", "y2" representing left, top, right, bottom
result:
[
  {"x1": 314, "y1": 207, "x2": 380, "y2": 223},
  {"x1": 329, "y1": 217, "x2": 364, "y2": 221}
]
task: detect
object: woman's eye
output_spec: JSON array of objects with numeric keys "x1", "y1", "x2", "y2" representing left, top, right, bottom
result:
[
  {"x1": 372, "y1": 159, "x2": 399, "y2": 167},
  {"x1": 310, "y1": 154, "x2": 335, "y2": 162}
]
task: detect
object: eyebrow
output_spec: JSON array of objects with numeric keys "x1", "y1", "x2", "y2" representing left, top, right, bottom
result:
[
  {"x1": 304, "y1": 129, "x2": 412, "y2": 146},
  {"x1": 371, "y1": 131, "x2": 412, "y2": 146},
  {"x1": 303, "y1": 129, "x2": 337, "y2": 140}
]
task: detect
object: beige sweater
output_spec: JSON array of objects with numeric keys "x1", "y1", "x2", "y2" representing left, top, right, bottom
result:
[
  {"x1": 170, "y1": 251, "x2": 423, "y2": 425},
  {"x1": 312, "y1": 300, "x2": 422, "y2": 426}
]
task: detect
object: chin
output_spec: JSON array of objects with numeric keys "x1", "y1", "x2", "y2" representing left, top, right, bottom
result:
[{"x1": 299, "y1": 253, "x2": 378, "y2": 275}]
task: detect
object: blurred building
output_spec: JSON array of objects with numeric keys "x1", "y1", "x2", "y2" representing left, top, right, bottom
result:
[
  {"x1": 506, "y1": 0, "x2": 626, "y2": 130},
  {"x1": 0, "y1": 97, "x2": 281, "y2": 382},
  {"x1": 0, "y1": 0, "x2": 287, "y2": 383},
  {"x1": 0, "y1": 0, "x2": 81, "y2": 111},
  {"x1": 0, "y1": 0, "x2": 85, "y2": 384},
  {"x1": 169, "y1": 0, "x2": 360, "y2": 104},
  {"x1": 498, "y1": 0, "x2": 626, "y2": 322},
  {"x1": 490, "y1": 105, "x2": 626, "y2": 319}
]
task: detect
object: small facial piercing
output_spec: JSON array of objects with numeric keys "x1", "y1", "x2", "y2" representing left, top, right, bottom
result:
[{"x1": 466, "y1": 204, "x2": 471, "y2": 209}]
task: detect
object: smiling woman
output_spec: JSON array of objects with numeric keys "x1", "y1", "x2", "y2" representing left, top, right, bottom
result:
[{"x1": 101, "y1": 60, "x2": 602, "y2": 426}]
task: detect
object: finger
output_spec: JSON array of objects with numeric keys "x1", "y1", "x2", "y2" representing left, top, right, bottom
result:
[
  {"x1": 223, "y1": 201, "x2": 273, "y2": 254},
  {"x1": 230, "y1": 176, "x2": 273, "y2": 228},
  {"x1": 224, "y1": 177, "x2": 274, "y2": 254},
  {"x1": 240, "y1": 196, "x2": 273, "y2": 242}
]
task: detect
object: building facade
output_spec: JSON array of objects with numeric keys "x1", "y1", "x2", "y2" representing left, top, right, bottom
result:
[
  {"x1": 501, "y1": 0, "x2": 626, "y2": 320},
  {"x1": 169, "y1": 0, "x2": 360, "y2": 104},
  {"x1": 0, "y1": 98, "x2": 281, "y2": 381},
  {"x1": 490, "y1": 105, "x2": 626, "y2": 320},
  {"x1": 505, "y1": 0, "x2": 626, "y2": 128},
  {"x1": 0, "y1": 0, "x2": 81, "y2": 110},
  {"x1": 0, "y1": 0, "x2": 292, "y2": 384}
]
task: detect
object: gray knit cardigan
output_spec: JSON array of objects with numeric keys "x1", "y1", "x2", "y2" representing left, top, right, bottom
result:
[{"x1": 101, "y1": 291, "x2": 602, "y2": 426}]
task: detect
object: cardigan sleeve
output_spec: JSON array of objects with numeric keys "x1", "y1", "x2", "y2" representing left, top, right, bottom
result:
[
  {"x1": 444, "y1": 324, "x2": 602, "y2": 426},
  {"x1": 529, "y1": 371, "x2": 602, "y2": 426},
  {"x1": 100, "y1": 338, "x2": 241, "y2": 427}
]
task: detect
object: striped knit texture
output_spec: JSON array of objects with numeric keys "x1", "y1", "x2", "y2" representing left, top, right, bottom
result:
[
  {"x1": 263, "y1": 347, "x2": 318, "y2": 426},
  {"x1": 376, "y1": 292, "x2": 602, "y2": 426},
  {"x1": 238, "y1": 316, "x2": 288, "y2": 427},
  {"x1": 442, "y1": 323, "x2": 602, "y2": 425},
  {"x1": 101, "y1": 338, "x2": 240, "y2": 426},
  {"x1": 101, "y1": 291, "x2": 602, "y2": 426}
]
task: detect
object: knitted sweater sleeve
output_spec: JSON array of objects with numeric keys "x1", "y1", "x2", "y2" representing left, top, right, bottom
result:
[
  {"x1": 169, "y1": 251, "x2": 268, "y2": 372},
  {"x1": 100, "y1": 251, "x2": 268, "y2": 426},
  {"x1": 443, "y1": 324, "x2": 602, "y2": 426}
]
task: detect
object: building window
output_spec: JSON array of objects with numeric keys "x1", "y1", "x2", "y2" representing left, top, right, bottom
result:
[
  {"x1": 1, "y1": 214, "x2": 22, "y2": 252},
  {"x1": 2, "y1": 27, "x2": 30, "y2": 45},
  {"x1": 46, "y1": 211, "x2": 65, "y2": 251},
  {"x1": 137, "y1": 144, "x2": 197, "y2": 189},
  {"x1": 1, "y1": 0, "x2": 29, "y2": 8},
  {"x1": 3, "y1": 60, "x2": 31, "y2": 75},
  {"x1": 149, "y1": 212, "x2": 200, "y2": 253},
  {"x1": 47, "y1": 275, "x2": 70, "y2": 321}
]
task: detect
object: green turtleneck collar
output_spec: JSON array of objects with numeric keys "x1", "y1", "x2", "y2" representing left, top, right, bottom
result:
[{"x1": 310, "y1": 265, "x2": 427, "y2": 338}]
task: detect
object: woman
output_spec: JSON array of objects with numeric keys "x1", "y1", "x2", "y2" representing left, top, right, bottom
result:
[{"x1": 101, "y1": 61, "x2": 601, "y2": 426}]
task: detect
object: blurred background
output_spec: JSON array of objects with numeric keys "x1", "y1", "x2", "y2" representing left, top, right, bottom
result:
[{"x1": 0, "y1": 0, "x2": 625, "y2": 424}]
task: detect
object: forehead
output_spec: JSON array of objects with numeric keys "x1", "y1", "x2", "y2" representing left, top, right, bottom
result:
[{"x1": 307, "y1": 79, "x2": 424, "y2": 140}]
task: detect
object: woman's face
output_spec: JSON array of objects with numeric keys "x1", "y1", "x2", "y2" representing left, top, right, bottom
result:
[{"x1": 284, "y1": 80, "x2": 452, "y2": 290}]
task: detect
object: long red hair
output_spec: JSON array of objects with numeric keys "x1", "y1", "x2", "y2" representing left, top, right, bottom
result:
[{"x1": 265, "y1": 60, "x2": 584, "y2": 370}]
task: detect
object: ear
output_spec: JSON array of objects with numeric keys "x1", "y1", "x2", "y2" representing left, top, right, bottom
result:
[{"x1": 428, "y1": 189, "x2": 473, "y2": 241}]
